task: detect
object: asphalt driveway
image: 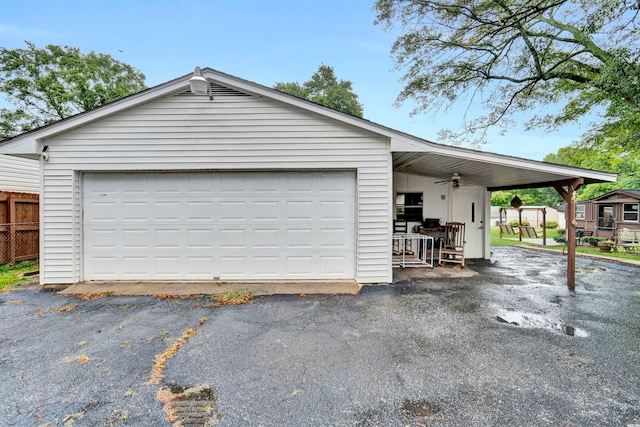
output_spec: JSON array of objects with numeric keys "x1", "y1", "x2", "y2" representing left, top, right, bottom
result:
[{"x1": 1, "y1": 247, "x2": 639, "y2": 426}]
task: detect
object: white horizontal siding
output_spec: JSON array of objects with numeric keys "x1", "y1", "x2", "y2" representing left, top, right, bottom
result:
[
  {"x1": 43, "y1": 92, "x2": 391, "y2": 285},
  {"x1": 0, "y1": 154, "x2": 39, "y2": 194},
  {"x1": 39, "y1": 170, "x2": 74, "y2": 284}
]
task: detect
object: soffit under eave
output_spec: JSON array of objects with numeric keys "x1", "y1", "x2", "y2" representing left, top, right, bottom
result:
[
  {"x1": 392, "y1": 151, "x2": 616, "y2": 189},
  {"x1": 0, "y1": 137, "x2": 40, "y2": 158}
]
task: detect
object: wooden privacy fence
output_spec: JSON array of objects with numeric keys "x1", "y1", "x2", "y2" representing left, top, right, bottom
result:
[{"x1": 0, "y1": 192, "x2": 39, "y2": 265}]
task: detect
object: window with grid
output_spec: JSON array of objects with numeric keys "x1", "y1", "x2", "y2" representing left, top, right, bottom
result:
[
  {"x1": 575, "y1": 204, "x2": 586, "y2": 220},
  {"x1": 623, "y1": 203, "x2": 639, "y2": 222}
]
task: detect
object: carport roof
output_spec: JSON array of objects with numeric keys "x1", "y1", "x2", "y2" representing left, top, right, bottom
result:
[
  {"x1": 391, "y1": 148, "x2": 616, "y2": 191},
  {"x1": 0, "y1": 66, "x2": 618, "y2": 190}
]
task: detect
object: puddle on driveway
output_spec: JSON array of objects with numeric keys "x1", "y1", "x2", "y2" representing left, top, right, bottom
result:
[{"x1": 495, "y1": 311, "x2": 588, "y2": 337}]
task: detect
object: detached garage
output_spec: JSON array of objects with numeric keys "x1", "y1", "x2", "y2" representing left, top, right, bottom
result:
[
  {"x1": 83, "y1": 171, "x2": 355, "y2": 281},
  {"x1": 0, "y1": 67, "x2": 616, "y2": 288}
]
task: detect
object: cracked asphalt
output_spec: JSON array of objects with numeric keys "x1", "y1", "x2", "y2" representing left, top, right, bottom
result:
[{"x1": 1, "y1": 246, "x2": 639, "y2": 426}]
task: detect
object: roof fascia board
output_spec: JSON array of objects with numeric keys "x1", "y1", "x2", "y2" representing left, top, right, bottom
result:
[{"x1": 593, "y1": 198, "x2": 640, "y2": 203}]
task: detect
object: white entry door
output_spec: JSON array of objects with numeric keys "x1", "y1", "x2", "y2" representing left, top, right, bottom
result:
[
  {"x1": 452, "y1": 187, "x2": 486, "y2": 258},
  {"x1": 83, "y1": 171, "x2": 356, "y2": 281}
]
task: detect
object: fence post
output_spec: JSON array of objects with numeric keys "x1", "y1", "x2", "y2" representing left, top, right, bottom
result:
[{"x1": 8, "y1": 193, "x2": 16, "y2": 264}]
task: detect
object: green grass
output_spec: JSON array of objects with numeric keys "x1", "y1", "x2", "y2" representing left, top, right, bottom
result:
[
  {"x1": 490, "y1": 226, "x2": 562, "y2": 248},
  {"x1": 0, "y1": 260, "x2": 39, "y2": 292},
  {"x1": 491, "y1": 227, "x2": 640, "y2": 261}
]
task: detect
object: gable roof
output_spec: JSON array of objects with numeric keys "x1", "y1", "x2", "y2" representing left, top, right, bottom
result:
[
  {"x1": 590, "y1": 189, "x2": 640, "y2": 202},
  {"x1": 0, "y1": 67, "x2": 617, "y2": 189}
]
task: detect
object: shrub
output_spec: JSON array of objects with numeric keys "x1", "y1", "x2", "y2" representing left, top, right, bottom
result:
[
  {"x1": 554, "y1": 229, "x2": 566, "y2": 244},
  {"x1": 542, "y1": 221, "x2": 559, "y2": 229},
  {"x1": 509, "y1": 220, "x2": 530, "y2": 227},
  {"x1": 581, "y1": 236, "x2": 604, "y2": 246}
]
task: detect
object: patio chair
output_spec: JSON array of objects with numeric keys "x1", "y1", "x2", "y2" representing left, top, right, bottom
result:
[
  {"x1": 438, "y1": 222, "x2": 465, "y2": 267},
  {"x1": 393, "y1": 220, "x2": 414, "y2": 256}
]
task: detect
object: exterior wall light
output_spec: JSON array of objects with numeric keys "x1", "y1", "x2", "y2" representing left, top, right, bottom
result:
[{"x1": 189, "y1": 66, "x2": 212, "y2": 99}]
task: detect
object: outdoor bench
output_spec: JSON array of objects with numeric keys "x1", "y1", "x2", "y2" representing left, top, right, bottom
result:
[
  {"x1": 519, "y1": 225, "x2": 539, "y2": 238},
  {"x1": 499, "y1": 224, "x2": 517, "y2": 237},
  {"x1": 616, "y1": 229, "x2": 640, "y2": 250}
]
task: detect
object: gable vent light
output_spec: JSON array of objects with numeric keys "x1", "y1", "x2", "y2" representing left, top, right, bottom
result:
[{"x1": 189, "y1": 66, "x2": 212, "y2": 100}]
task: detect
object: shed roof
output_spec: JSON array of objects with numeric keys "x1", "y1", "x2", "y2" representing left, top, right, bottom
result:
[{"x1": 590, "y1": 189, "x2": 640, "y2": 202}]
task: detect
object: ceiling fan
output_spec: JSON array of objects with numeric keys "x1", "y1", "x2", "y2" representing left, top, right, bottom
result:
[{"x1": 434, "y1": 173, "x2": 462, "y2": 188}]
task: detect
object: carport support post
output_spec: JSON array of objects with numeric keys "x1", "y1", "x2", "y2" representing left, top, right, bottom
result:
[
  {"x1": 554, "y1": 179, "x2": 584, "y2": 290},
  {"x1": 542, "y1": 208, "x2": 546, "y2": 246}
]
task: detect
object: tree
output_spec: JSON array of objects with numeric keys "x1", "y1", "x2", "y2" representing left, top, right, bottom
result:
[
  {"x1": 0, "y1": 41, "x2": 146, "y2": 139},
  {"x1": 374, "y1": 0, "x2": 640, "y2": 147},
  {"x1": 274, "y1": 64, "x2": 364, "y2": 117},
  {"x1": 544, "y1": 143, "x2": 640, "y2": 199},
  {"x1": 491, "y1": 188, "x2": 562, "y2": 207}
]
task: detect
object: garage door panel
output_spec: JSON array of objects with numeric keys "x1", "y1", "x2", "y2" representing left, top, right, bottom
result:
[
  {"x1": 90, "y1": 256, "x2": 118, "y2": 278},
  {"x1": 220, "y1": 201, "x2": 247, "y2": 221},
  {"x1": 186, "y1": 229, "x2": 214, "y2": 248},
  {"x1": 83, "y1": 171, "x2": 355, "y2": 280},
  {"x1": 155, "y1": 229, "x2": 181, "y2": 248},
  {"x1": 122, "y1": 229, "x2": 148, "y2": 249},
  {"x1": 121, "y1": 256, "x2": 150, "y2": 277},
  {"x1": 156, "y1": 256, "x2": 183, "y2": 277},
  {"x1": 320, "y1": 229, "x2": 348, "y2": 248},
  {"x1": 252, "y1": 201, "x2": 280, "y2": 220},
  {"x1": 154, "y1": 201, "x2": 182, "y2": 222},
  {"x1": 220, "y1": 256, "x2": 247, "y2": 276},
  {"x1": 87, "y1": 201, "x2": 118, "y2": 222},
  {"x1": 287, "y1": 256, "x2": 313, "y2": 275},
  {"x1": 187, "y1": 201, "x2": 214, "y2": 221},
  {"x1": 187, "y1": 256, "x2": 215, "y2": 279},
  {"x1": 287, "y1": 174, "x2": 313, "y2": 193},
  {"x1": 89, "y1": 229, "x2": 117, "y2": 249},
  {"x1": 253, "y1": 229, "x2": 279, "y2": 249},
  {"x1": 122, "y1": 201, "x2": 148, "y2": 221},
  {"x1": 287, "y1": 201, "x2": 313, "y2": 220},
  {"x1": 320, "y1": 200, "x2": 350, "y2": 220},
  {"x1": 219, "y1": 229, "x2": 247, "y2": 249},
  {"x1": 320, "y1": 256, "x2": 347, "y2": 274},
  {"x1": 287, "y1": 229, "x2": 313, "y2": 249},
  {"x1": 253, "y1": 256, "x2": 280, "y2": 276}
]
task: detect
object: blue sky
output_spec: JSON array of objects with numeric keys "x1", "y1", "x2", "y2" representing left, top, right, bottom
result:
[{"x1": 1, "y1": 0, "x2": 591, "y2": 160}]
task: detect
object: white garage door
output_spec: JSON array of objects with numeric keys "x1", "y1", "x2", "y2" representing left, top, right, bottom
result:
[{"x1": 83, "y1": 171, "x2": 356, "y2": 281}]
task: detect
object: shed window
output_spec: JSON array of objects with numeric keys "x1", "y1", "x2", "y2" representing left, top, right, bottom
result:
[
  {"x1": 575, "y1": 204, "x2": 586, "y2": 220},
  {"x1": 396, "y1": 192, "x2": 423, "y2": 222},
  {"x1": 623, "y1": 203, "x2": 639, "y2": 222}
]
